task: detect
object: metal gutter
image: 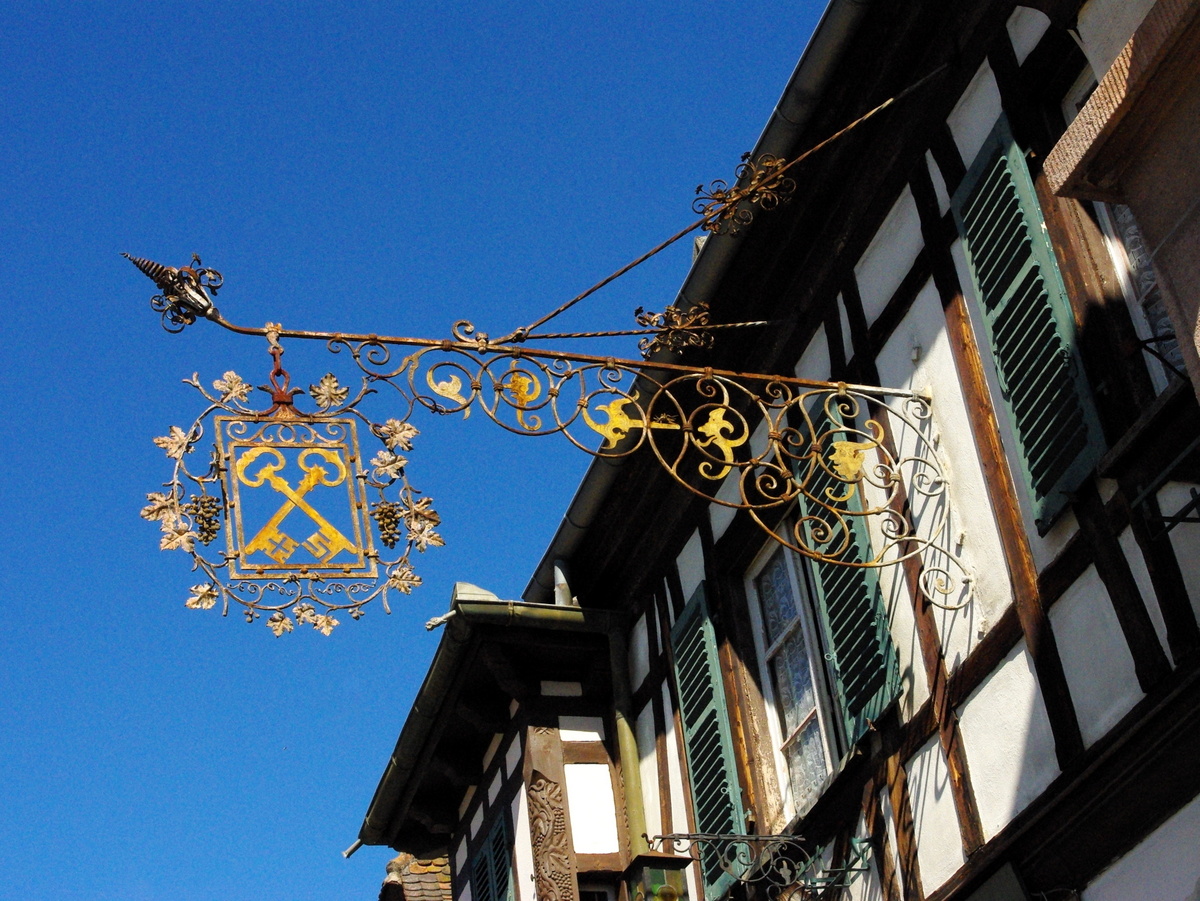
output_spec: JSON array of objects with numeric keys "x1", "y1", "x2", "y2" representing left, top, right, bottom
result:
[
  {"x1": 356, "y1": 597, "x2": 638, "y2": 851},
  {"x1": 521, "y1": 0, "x2": 874, "y2": 605}
]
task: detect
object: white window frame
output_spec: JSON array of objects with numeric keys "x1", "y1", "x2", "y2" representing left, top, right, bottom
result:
[{"x1": 744, "y1": 538, "x2": 840, "y2": 822}]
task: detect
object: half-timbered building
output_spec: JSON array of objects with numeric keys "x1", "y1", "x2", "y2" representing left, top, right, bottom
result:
[{"x1": 357, "y1": 1, "x2": 1200, "y2": 899}]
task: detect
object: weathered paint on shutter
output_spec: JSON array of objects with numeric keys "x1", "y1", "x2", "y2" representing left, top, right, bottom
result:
[
  {"x1": 472, "y1": 815, "x2": 513, "y2": 901},
  {"x1": 670, "y1": 583, "x2": 744, "y2": 899},
  {"x1": 799, "y1": 412, "x2": 901, "y2": 746},
  {"x1": 952, "y1": 116, "x2": 1104, "y2": 533}
]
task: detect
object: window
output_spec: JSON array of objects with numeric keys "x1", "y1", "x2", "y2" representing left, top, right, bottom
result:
[
  {"x1": 952, "y1": 115, "x2": 1105, "y2": 532},
  {"x1": 749, "y1": 545, "x2": 835, "y2": 815},
  {"x1": 471, "y1": 816, "x2": 513, "y2": 901},
  {"x1": 1063, "y1": 68, "x2": 1183, "y2": 394}
]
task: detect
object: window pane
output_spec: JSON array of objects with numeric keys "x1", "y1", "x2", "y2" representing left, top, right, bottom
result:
[
  {"x1": 756, "y1": 550, "x2": 798, "y2": 645},
  {"x1": 775, "y1": 630, "x2": 816, "y2": 736},
  {"x1": 785, "y1": 719, "x2": 827, "y2": 809}
]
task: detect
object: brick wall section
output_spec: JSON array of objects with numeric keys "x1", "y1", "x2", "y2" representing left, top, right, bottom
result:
[{"x1": 1044, "y1": 0, "x2": 1200, "y2": 198}]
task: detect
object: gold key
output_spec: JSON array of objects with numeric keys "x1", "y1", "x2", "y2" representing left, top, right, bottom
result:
[{"x1": 237, "y1": 447, "x2": 358, "y2": 565}]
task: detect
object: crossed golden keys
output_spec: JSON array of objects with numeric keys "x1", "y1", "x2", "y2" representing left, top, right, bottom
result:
[{"x1": 130, "y1": 80, "x2": 971, "y2": 636}]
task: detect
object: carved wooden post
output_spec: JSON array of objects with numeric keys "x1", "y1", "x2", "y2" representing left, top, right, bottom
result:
[{"x1": 525, "y1": 724, "x2": 579, "y2": 901}]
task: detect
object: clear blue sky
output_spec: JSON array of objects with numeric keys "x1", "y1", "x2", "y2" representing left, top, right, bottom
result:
[{"x1": 0, "y1": 3, "x2": 825, "y2": 898}]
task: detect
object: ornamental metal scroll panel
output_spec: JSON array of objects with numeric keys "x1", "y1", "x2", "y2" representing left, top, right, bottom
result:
[
  {"x1": 141, "y1": 352, "x2": 441, "y2": 637},
  {"x1": 335, "y1": 338, "x2": 973, "y2": 610},
  {"x1": 216, "y1": 417, "x2": 375, "y2": 579},
  {"x1": 649, "y1": 833, "x2": 871, "y2": 899}
]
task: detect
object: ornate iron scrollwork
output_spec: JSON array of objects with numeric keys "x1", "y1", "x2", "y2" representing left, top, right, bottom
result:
[
  {"x1": 123, "y1": 252, "x2": 224, "y2": 332},
  {"x1": 141, "y1": 331, "x2": 441, "y2": 636},
  {"x1": 694, "y1": 153, "x2": 798, "y2": 236},
  {"x1": 324, "y1": 337, "x2": 972, "y2": 609},
  {"x1": 129, "y1": 89, "x2": 974, "y2": 634},
  {"x1": 649, "y1": 833, "x2": 871, "y2": 900}
]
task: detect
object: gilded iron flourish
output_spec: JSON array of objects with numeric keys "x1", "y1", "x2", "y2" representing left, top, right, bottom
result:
[
  {"x1": 634, "y1": 301, "x2": 714, "y2": 355},
  {"x1": 650, "y1": 833, "x2": 871, "y2": 900},
  {"x1": 317, "y1": 336, "x2": 972, "y2": 609},
  {"x1": 693, "y1": 153, "x2": 797, "y2": 236},
  {"x1": 141, "y1": 331, "x2": 441, "y2": 636}
]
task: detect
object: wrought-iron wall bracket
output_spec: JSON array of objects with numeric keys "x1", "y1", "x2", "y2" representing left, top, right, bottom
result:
[
  {"x1": 127, "y1": 86, "x2": 971, "y2": 633},
  {"x1": 648, "y1": 833, "x2": 871, "y2": 898},
  {"x1": 131, "y1": 253, "x2": 974, "y2": 634}
]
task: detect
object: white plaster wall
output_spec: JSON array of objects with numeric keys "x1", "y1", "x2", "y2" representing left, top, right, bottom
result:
[
  {"x1": 947, "y1": 63, "x2": 1003, "y2": 167},
  {"x1": 559, "y1": 715, "x2": 605, "y2": 742},
  {"x1": 470, "y1": 803, "x2": 484, "y2": 839},
  {"x1": 1006, "y1": 7, "x2": 1051, "y2": 65},
  {"x1": 879, "y1": 788, "x2": 904, "y2": 891},
  {"x1": 957, "y1": 640, "x2": 1060, "y2": 839},
  {"x1": 948, "y1": 238, "x2": 1081, "y2": 571},
  {"x1": 1076, "y1": 0, "x2": 1157, "y2": 80},
  {"x1": 1083, "y1": 788, "x2": 1200, "y2": 901},
  {"x1": 456, "y1": 834, "x2": 469, "y2": 880},
  {"x1": 748, "y1": 417, "x2": 771, "y2": 462},
  {"x1": 629, "y1": 612, "x2": 651, "y2": 691},
  {"x1": 878, "y1": 560, "x2": 930, "y2": 722},
  {"x1": 853, "y1": 188, "x2": 924, "y2": 326},
  {"x1": 710, "y1": 471, "x2": 741, "y2": 541},
  {"x1": 907, "y1": 737, "x2": 966, "y2": 892},
  {"x1": 458, "y1": 786, "x2": 477, "y2": 821},
  {"x1": 635, "y1": 702, "x2": 663, "y2": 839},
  {"x1": 1050, "y1": 565, "x2": 1144, "y2": 747},
  {"x1": 459, "y1": 884, "x2": 472, "y2": 901},
  {"x1": 795, "y1": 324, "x2": 831, "y2": 382},
  {"x1": 1160, "y1": 482, "x2": 1200, "y2": 626},
  {"x1": 875, "y1": 280, "x2": 1013, "y2": 668},
  {"x1": 845, "y1": 817, "x2": 885, "y2": 901},
  {"x1": 481, "y1": 732, "x2": 503, "y2": 773},
  {"x1": 505, "y1": 733, "x2": 522, "y2": 777},
  {"x1": 540, "y1": 680, "x2": 583, "y2": 697},
  {"x1": 511, "y1": 787, "x2": 534, "y2": 901},
  {"x1": 676, "y1": 529, "x2": 705, "y2": 602},
  {"x1": 662, "y1": 681, "x2": 690, "y2": 832},
  {"x1": 487, "y1": 768, "x2": 503, "y2": 805},
  {"x1": 925, "y1": 151, "x2": 950, "y2": 215},
  {"x1": 564, "y1": 763, "x2": 620, "y2": 853},
  {"x1": 1117, "y1": 525, "x2": 1171, "y2": 657},
  {"x1": 838, "y1": 294, "x2": 855, "y2": 364}
]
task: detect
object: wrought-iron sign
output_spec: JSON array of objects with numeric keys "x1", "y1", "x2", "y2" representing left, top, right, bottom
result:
[{"x1": 130, "y1": 68, "x2": 969, "y2": 636}]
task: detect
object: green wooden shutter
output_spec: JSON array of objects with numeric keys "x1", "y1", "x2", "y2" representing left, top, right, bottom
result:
[
  {"x1": 472, "y1": 815, "x2": 513, "y2": 901},
  {"x1": 952, "y1": 116, "x2": 1104, "y2": 533},
  {"x1": 670, "y1": 583, "x2": 744, "y2": 899},
  {"x1": 799, "y1": 411, "x2": 901, "y2": 746}
]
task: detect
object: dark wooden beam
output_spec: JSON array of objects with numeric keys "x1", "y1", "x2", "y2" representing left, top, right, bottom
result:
[
  {"x1": 862, "y1": 776, "x2": 903, "y2": 901},
  {"x1": 886, "y1": 753, "x2": 926, "y2": 901},
  {"x1": 1119, "y1": 486, "x2": 1200, "y2": 665},
  {"x1": 1072, "y1": 478, "x2": 1172, "y2": 690},
  {"x1": 910, "y1": 155, "x2": 1086, "y2": 767}
]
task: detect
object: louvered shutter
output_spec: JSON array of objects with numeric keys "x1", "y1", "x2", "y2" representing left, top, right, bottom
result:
[
  {"x1": 799, "y1": 411, "x2": 901, "y2": 746},
  {"x1": 472, "y1": 816, "x2": 513, "y2": 901},
  {"x1": 670, "y1": 583, "x2": 744, "y2": 899},
  {"x1": 952, "y1": 116, "x2": 1104, "y2": 533}
]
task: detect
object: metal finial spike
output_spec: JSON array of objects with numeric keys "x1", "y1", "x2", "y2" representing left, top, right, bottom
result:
[{"x1": 122, "y1": 253, "x2": 178, "y2": 292}]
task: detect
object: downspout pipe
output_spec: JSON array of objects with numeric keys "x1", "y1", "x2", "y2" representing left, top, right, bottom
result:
[{"x1": 521, "y1": 0, "x2": 874, "y2": 606}]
